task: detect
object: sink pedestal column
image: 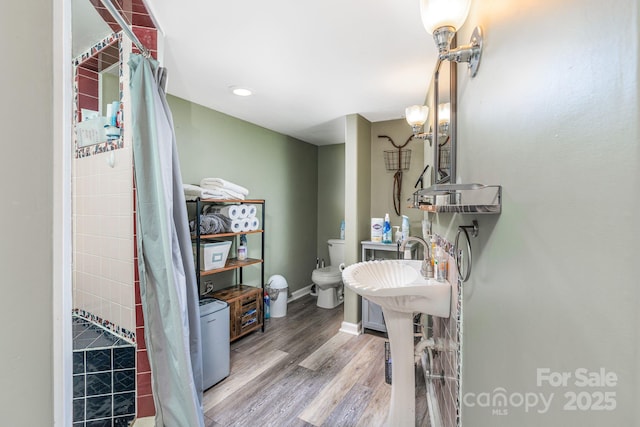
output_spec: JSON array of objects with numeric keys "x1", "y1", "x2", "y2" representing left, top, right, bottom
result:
[{"x1": 382, "y1": 308, "x2": 415, "y2": 427}]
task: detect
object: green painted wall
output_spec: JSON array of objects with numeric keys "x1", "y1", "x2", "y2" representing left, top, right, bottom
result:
[
  {"x1": 316, "y1": 143, "x2": 345, "y2": 265},
  {"x1": 344, "y1": 114, "x2": 372, "y2": 326},
  {"x1": 169, "y1": 95, "x2": 319, "y2": 295},
  {"x1": 2, "y1": 0, "x2": 54, "y2": 424}
]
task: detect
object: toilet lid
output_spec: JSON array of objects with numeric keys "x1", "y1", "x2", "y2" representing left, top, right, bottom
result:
[{"x1": 312, "y1": 265, "x2": 341, "y2": 280}]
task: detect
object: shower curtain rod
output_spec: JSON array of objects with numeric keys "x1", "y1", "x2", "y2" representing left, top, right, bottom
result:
[{"x1": 99, "y1": 0, "x2": 151, "y2": 58}]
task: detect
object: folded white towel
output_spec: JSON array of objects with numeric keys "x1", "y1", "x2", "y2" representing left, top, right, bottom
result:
[
  {"x1": 200, "y1": 178, "x2": 249, "y2": 196},
  {"x1": 183, "y1": 184, "x2": 245, "y2": 201}
]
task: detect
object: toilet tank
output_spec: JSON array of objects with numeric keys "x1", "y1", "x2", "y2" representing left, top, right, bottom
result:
[{"x1": 328, "y1": 239, "x2": 345, "y2": 265}]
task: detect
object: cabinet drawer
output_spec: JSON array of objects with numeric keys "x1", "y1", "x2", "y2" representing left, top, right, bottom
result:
[{"x1": 240, "y1": 293, "x2": 259, "y2": 307}]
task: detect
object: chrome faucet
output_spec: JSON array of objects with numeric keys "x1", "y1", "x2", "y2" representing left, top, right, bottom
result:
[{"x1": 400, "y1": 236, "x2": 433, "y2": 278}]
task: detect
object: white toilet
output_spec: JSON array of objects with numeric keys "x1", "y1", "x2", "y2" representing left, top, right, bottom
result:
[{"x1": 312, "y1": 239, "x2": 345, "y2": 309}]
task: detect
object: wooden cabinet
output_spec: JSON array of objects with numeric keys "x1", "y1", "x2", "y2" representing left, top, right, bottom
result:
[
  {"x1": 209, "y1": 285, "x2": 263, "y2": 341},
  {"x1": 189, "y1": 198, "x2": 266, "y2": 340}
]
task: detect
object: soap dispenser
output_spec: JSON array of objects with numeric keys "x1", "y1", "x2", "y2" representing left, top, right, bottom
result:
[{"x1": 394, "y1": 226, "x2": 402, "y2": 244}]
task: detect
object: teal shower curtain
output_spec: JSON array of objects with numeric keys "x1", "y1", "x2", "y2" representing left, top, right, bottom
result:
[{"x1": 129, "y1": 54, "x2": 205, "y2": 427}]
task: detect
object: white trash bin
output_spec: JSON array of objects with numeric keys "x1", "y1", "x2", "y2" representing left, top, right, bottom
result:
[{"x1": 267, "y1": 275, "x2": 288, "y2": 318}]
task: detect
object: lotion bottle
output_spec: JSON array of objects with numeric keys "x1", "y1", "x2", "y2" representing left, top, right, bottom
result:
[{"x1": 401, "y1": 215, "x2": 410, "y2": 241}]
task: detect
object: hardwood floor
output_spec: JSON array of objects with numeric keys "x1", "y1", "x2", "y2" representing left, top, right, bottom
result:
[{"x1": 203, "y1": 294, "x2": 429, "y2": 427}]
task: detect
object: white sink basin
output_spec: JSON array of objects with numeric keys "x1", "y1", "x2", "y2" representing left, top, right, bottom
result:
[
  {"x1": 342, "y1": 259, "x2": 451, "y2": 317},
  {"x1": 342, "y1": 259, "x2": 451, "y2": 427}
]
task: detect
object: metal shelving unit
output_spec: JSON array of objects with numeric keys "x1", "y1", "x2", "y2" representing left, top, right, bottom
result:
[{"x1": 189, "y1": 198, "x2": 266, "y2": 334}]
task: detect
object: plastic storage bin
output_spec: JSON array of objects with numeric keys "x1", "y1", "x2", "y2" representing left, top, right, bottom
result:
[
  {"x1": 193, "y1": 239, "x2": 232, "y2": 271},
  {"x1": 266, "y1": 275, "x2": 288, "y2": 318}
]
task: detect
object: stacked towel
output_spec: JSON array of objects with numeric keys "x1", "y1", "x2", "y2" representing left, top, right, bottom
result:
[
  {"x1": 189, "y1": 213, "x2": 232, "y2": 235},
  {"x1": 200, "y1": 178, "x2": 249, "y2": 200},
  {"x1": 183, "y1": 184, "x2": 227, "y2": 201}
]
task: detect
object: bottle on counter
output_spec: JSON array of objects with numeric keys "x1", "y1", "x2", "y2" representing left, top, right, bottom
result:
[
  {"x1": 402, "y1": 215, "x2": 410, "y2": 241},
  {"x1": 430, "y1": 236, "x2": 437, "y2": 268},
  {"x1": 436, "y1": 247, "x2": 447, "y2": 282},
  {"x1": 264, "y1": 291, "x2": 270, "y2": 319},
  {"x1": 340, "y1": 220, "x2": 345, "y2": 240},
  {"x1": 382, "y1": 213, "x2": 392, "y2": 244},
  {"x1": 237, "y1": 235, "x2": 247, "y2": 261}
]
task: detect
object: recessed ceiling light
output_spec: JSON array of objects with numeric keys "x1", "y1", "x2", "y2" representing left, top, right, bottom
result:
[{"x1": 230, "y1": 86, "x2": 253, "y2": 97}]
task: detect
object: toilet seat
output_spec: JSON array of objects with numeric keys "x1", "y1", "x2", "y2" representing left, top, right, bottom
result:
[
  {"x1": 312, "y1": 265, "x2": 341, "y2": 281},
  {"x1": 312, "y1": 266, "x2": 343, "y2": 290}
]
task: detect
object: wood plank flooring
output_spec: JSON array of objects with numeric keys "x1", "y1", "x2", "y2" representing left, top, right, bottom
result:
[{"x1": 203, "y1": 294, "x2": 428, "y2": 427}]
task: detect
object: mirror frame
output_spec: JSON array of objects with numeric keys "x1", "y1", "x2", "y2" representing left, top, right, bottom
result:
[
  {"x1": 73, "y1": 33, "x2": 123, "y2": 157},
  {"x1": 432, "y1": 36, "x2": 458, "y2": 185}
]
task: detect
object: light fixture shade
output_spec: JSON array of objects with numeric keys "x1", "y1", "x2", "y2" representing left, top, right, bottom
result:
[
  {"x1": 419, "y1": 0, "x2": 471, "y2": 34},
  {"x1": 405, "y1": 105, "x2": 429, "y2": 127},
  {"x1": 438, "y1": 103, "x2": 451, "y2": 123}
]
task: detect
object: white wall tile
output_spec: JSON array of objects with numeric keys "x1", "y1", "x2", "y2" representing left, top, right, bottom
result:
[{"x1": 73, "y1": 145, "x2": 135, "y2": 337}]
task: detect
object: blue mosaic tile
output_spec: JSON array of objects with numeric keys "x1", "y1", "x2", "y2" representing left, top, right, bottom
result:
[
  {"x1": 113, "y1": 346, "x2": 135, "y2": 370},
  {"x1": 86, "y1": 395, "x2": 112, "y2": 420},
  {"x1": 113, "y1": 369, "x2": 135, "y2": 393},
  {"x1": 86, "y1": 349, "x2": 111, "y2": 373},
  {"x1": 86, "y1": 372, "x2": 112, "y2": 397},
  {"x1": 86, "y1": 418, "x2": 112, "y2": 427},
  {"x1": 73, "y1": 374, "x2": 85, "y2": 398},
  {"x1": 73, "y1": 398, "x2": 85, "y2": 422},
  {"x1": 73, "y1": 351, "x2": 85, "y2": 374},
  {"x1": 113, "y1": 392, "x2": 136, "y2": 416},
  {"x1": 89, "y1": 334, "x2": 119, "y2": 349}
]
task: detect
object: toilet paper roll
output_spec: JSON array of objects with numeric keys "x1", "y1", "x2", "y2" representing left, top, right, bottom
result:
[
  {"x1": 245, "y1": 204, "x2": 257, "y2": 218},
  {"x1": 237, "y1": 204, "x2": 249, "y2": 219},
  {"x1": 229, "y1": 219, "x2": 244, "y2": 233},
  {"x1": 248, "y1": 217, "x2": 260, "y2": 231},
  {"x1": 240, "y1": 219, "x2": 252, "y2": 232},
  {"x1": 211, "y1": 205, "x2": 242, "y2": 219}
]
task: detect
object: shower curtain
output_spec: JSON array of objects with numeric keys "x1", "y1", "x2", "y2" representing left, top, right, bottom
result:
[{"x1": 129, "y1": 53, "x2": 205, "y2": 427}]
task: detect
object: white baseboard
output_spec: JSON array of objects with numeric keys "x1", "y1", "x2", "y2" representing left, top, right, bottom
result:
[
  {"x1": 288, "y1": 284, "x2": 313, "y2": 302},
  {"x1": 339, "y1": 321, "x2": 362, "y2": 336}
]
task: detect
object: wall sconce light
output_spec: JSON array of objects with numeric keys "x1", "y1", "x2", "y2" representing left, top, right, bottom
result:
[
  {"x1": 406, "y1": 103, "x2": 450, "y2": 146},
  {"x1": 420, "y1": 0, "x2": 483, "y2": 77},
  {"x1": 405, "y1": 105, "x2": 429, "y2": 136},
  {"x1": 405, "y1": 0, "x2": 484, "y2": 184},
  {"x1": 437, "y1": 102, "x2": 450, "y2": 134}
]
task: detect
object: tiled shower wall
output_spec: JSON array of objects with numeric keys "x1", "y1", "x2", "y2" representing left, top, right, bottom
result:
[
  {"x1": 73, "y1": 145, "x2": 135, "y2": 335},
  {"x1": 73, "y1": 0, "x2": 159, "y2": 418},
  {"x1": 428, "y1": 235, "x2": 463, "y2": 427}
]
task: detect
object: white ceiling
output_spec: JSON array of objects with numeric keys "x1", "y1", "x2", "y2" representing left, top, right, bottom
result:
[{"x1": 73, "y1": 0, "x2": 439, "y2": 145}]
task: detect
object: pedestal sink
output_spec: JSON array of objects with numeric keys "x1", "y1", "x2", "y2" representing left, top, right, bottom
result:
[{"x1": 342, "y1": 260, "x2": 451, "y2": 427}]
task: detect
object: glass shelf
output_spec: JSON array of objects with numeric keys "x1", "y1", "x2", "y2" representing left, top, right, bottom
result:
[{"x1": 412, "y1": 183, "x2": 502, "y2": 214}]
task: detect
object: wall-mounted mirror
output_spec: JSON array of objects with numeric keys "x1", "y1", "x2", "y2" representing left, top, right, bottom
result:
[
  {"x1": 72, "y1": 0, "x2": 122, "y2": 152},
  {"x1": 428, "y1": 45, "x2": 457, "y2": 185},
  {"x1": 101, "y1": 63, "x2": 120, "y2": 116},
  {"x1": 74, "y1": 37, "x2": 123, "y2": 151}
]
